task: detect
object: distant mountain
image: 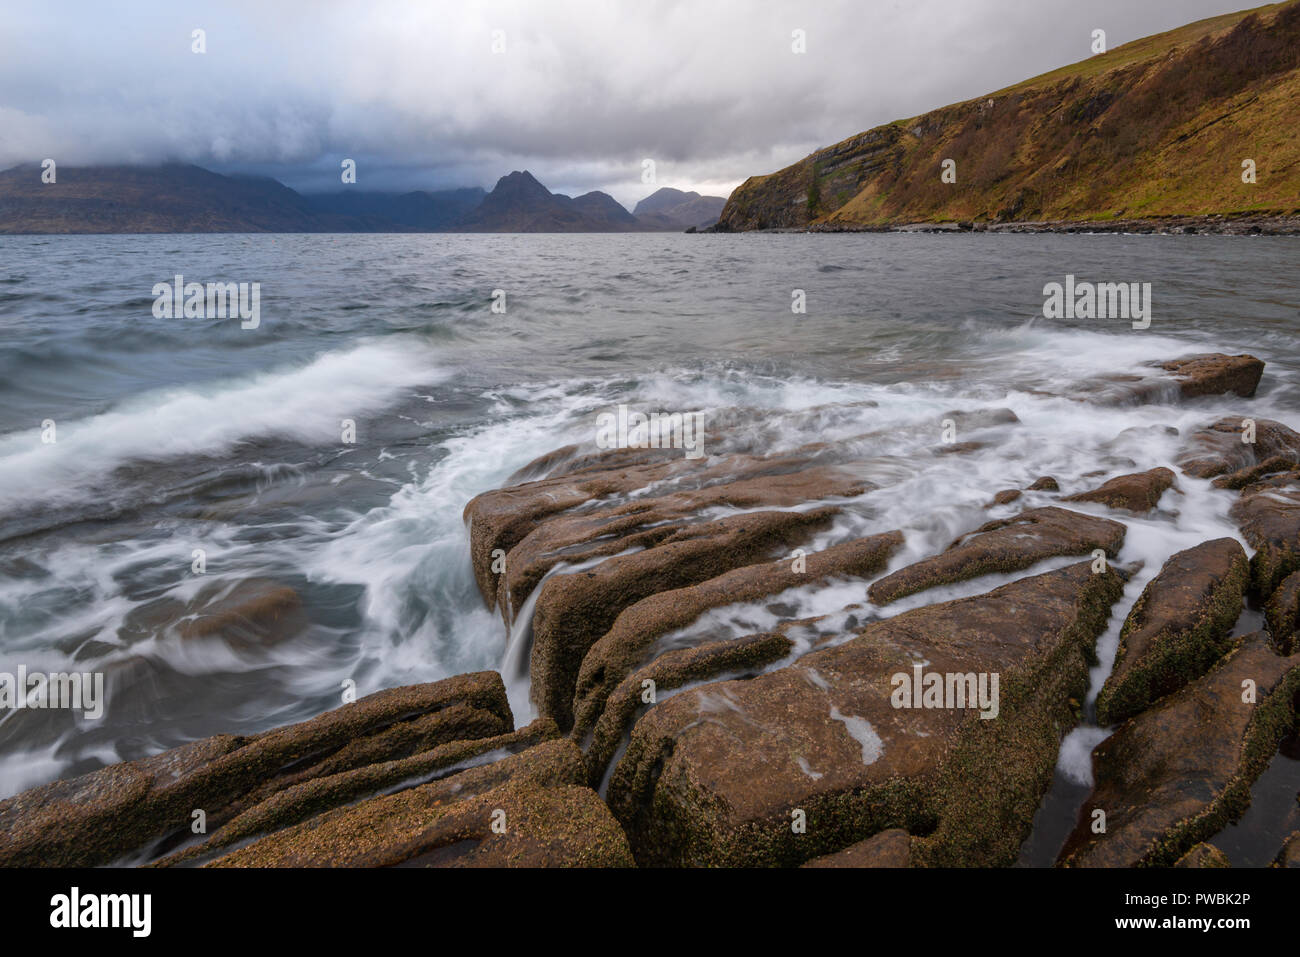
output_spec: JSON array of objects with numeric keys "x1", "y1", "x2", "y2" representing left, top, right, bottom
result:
[
  {"x1": 633, "y1": 187, "x2": 726, "y2": 229},
  {"x1": 305, "y1": 187, "x2": 486, "y2": 230},
  {"x1": 718, "y1": 1, "x2": 1300, "y2": 230},
  {"x1": 455, "y1": 171, "x2": 642, "y2": 232},
  {"x1": 0, "y1": 163, "x2": 714, "y2": 233}
]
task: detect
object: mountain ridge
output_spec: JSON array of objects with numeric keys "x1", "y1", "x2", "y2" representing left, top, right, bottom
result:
[
  {"x1": 716, "y1": 1, "x2": 1300, "y2": 231},
  {"x1": 0, "y1": 164, "x2": 725, "y2": 234}
]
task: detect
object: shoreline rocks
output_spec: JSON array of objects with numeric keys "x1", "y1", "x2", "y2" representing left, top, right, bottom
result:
[
  {"x1": 1060, "y1": 634, "x2": 1300, "y2": 867},
  {"x1": 1095, "y1": 538, "x2": 1249, "y2": 726},
  {"x1": 867, "y1": 507, "x2": 1125, "y2": 606}
]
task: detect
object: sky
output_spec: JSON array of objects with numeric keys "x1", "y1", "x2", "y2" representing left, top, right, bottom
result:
[{"x1": 0, "y1": 0, "x2": 1268, "y2": 207}]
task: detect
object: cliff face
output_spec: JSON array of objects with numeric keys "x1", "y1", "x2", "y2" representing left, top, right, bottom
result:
[{"x1": 717, "y1": 2, "x2": 1300, "y2": 230}]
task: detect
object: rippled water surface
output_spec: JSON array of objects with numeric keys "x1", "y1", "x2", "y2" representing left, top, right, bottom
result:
[{"x1": 1, "y1": 232, "x2": 1297, "y2": 860}]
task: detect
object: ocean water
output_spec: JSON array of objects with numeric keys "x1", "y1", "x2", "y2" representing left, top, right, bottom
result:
[{"x1": 1, "y1": 233, "x2": 1297, "y2": 861}]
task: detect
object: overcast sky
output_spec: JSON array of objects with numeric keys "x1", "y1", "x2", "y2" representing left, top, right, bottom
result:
[{"x1": 0, "y1": 0, "x2": 1264, "y2": 207}]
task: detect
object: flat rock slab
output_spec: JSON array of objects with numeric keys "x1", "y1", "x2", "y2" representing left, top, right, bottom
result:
[
  {"x1": 0, "y1": 672, "x2": 512, "y2": 867},
  {"x1": 1060, "y1": 634, "x2": 1300, "y2": 867},
  {"x1": 867, "y1": 506, "x2": 1126, "y2": 605},
  {"x1": 572, "y1": 530, "x2": 904, "y2": 739},
  {"x1": 1096, "y1": 538, "x2": 1249, "y2": 726},
  {"x1": 212, "y1": 739, "x2": 633, "y2": 867},
  {"x1": 530, "y1": 506, "x2": 839, "y2": 730},
  {"x1": 608, "y1": 561, "x2": 1123, "y2": 867},
  {"x1": 1063, "y1": 467, "x2": 1176, "y2": 514}
]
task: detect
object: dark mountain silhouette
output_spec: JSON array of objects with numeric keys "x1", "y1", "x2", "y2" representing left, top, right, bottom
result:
[
  {"x1": 0, "y1": 163, "x2": 387, "y2": 233},
  {"x1": 305, "y1": 187, "x2": 486, "y2": 230},
  {"x1": 0, "y1": 163, "x2": 715, "y2": 233},
  {"x1": 633, "y1": 187, "x2": 726, "y2": 229},
  {"x1": 455, "y1": 171, "x2": 643, "y2": 232}
]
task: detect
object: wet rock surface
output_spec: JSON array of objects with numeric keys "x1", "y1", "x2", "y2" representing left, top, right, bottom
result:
[
  {"x1": 1231, "y1": 474, "x2": 1300, "y2": 597},
  {"x1": 0, "y1": 673, "x2": 514, "y2": 867},
  {"x1": 867, "y1": 507, "x2": 1125, "y2": 605},
  {"x1": 1060, "y1": 634, "x2": 1300, "y2": 867},
  {"x1": 8, "y1": 355, "x2": 1300, "y2": 869},
  {"x1": 571, "y1": 531, "x2": 904, "y2": 743},
  {"x1": 1177, "y1": 416, "x2": 1300, "y2": 479},
  {"x1": 608, "y1": 562, "x2": 1123, "y2": 866},
  {"x1": 1095, "y1": 538, "x2": 1249, "y2": 726},
  {"x1": 1063, "y1": 467, "x2": 1176, "y2": 514}
]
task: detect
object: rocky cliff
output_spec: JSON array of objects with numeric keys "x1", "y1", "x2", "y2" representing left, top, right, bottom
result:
[{"x1": 717, "y1": 2, "x2": 1300, "y2": 231}]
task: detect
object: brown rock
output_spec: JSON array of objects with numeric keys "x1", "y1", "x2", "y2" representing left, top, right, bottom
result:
[
  {"x1": 497, "y1": 464, "x2": 865, "y2": 621},
  {"x1": 1095, "y1": 538, "x2": 1249, "y2": 725},
  {"x1": 1230, "y1": 474, "x2": 1300, "y2": 596},
  {"x1": 1059, "y1": 634, "x2": 1300, "y2": 867},
  {"x1": 1157, "y1": 354, "x2": 1265, "y2": 399},
  {"x1": 583, "y1": 632, "x2": 795, "y2": 787},
  {"x1": 1265, "y1": 571, "x2": 1300, "y2": 654},
  {"x1": 529, "y1": 506, "x2": 839, "y2": 730},
  {"x1": 157, "y1": 718, "x2": 559, "y2": 866},
  {"x1": 212, "y1": 739, "x2": 633, "y2": 867},
  {"x1": 1063, "y1": 467, "x2": 1176, "y2": 513},
  {"x1": 571, "y1": 531, "x2": 904, "y2": 739},
  {"x1": 988, "y1": 489, "x2": 1022, "y2": 507},
  {"x1": 0, "y1": 672, "x2": 512, "y2": 867},
  {"x1": 1027, "y1": 476, "x2": 1060, "y2": 492},
  {"x1": 1174, "y1": 843, "x2": 1230, "y2": 868},
  {"x1": 1176, "y1": 417, "x2": 1300, "y2": 479},
  {"x1": 1212, "y1": 455, "x2": 1300, "y2": 490},
  {"x1": 1276, "y1": 831, "x2": 1300, "y2": 868},
  {"x1": 867, "y1": 507, "x2": 1125, "y2": 606},
  {"x1": 801, "y1": 828, "x2": 913, "y2": 867},
  {"x1": 120, "y1": 577, "x2": 308, "y2": 647},
  {"x1": 608, "y1": 561, "x2": 1123, "y2": 867},
  {"x1": 1073, "y1": 354, "x2": 1264, "y2": 406}
]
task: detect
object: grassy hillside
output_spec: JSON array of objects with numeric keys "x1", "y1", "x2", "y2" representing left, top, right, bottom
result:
[{"x1": 718, "y1": 1, "x2": 1300, "y2": 230}]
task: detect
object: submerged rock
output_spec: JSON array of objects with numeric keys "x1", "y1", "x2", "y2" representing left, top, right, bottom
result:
[
  {"x1": 608, "y1": 562, "x2": 1123, "y2": 867},
  {"x1": 0, "y1": 672, "x2": 512, "y2": 867},
  {"x1": 1095, "y1": 538, "x2": 1249, "y2": 726},
  {"x1": 1060, "y1": 634, "x2": 1300, "y2": 867},
  {"x1": 120, "y1": 577, "x2": 308, "y2": 647},
  {"x1": 1063, "y1": 467, "x2": 1176, "y2": 514},
  {"x1": 867, "y1": 507, "x2": 1125, "y2": 605}
]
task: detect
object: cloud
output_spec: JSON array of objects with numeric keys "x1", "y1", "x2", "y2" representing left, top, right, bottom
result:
[{"x1": 0, "y1": 0, "x2": 1261, "y2": 206}]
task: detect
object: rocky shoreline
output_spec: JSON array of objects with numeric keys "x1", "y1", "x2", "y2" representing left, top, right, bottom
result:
[
  {"x1": 3, "y1": 352, "x2": 1299, "y2": 868},
  {"x1": 701, "y1": 213, "x2": 1300, "y2": 236}
]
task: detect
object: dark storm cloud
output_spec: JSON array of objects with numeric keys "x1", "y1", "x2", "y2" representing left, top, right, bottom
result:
[{"x1": 0, "y1": 0, "x2": 1264, "y2": 205}]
